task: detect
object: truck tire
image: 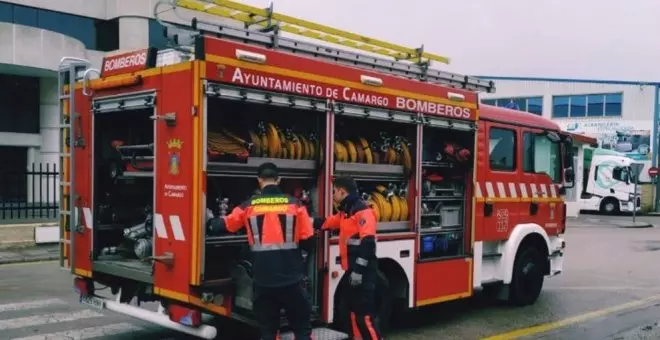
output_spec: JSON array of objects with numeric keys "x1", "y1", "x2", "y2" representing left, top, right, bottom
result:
[
  {"x1": 334, "y1": 271, "x2": 392, "y2": 336},
  {"x1": 600, "y1": 198, "x2": 620, "y2": 214},
  {"x1": 508, "y1": 247, "x2": 544, "y2": 306}
]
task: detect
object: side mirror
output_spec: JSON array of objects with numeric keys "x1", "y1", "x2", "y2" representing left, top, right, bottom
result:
[
  {"x1": 563, "y1": 168, "x2": 575, "y2": 189},
  {"x1": 545, "y1": 131, "x2": 561, "y2": 143}
]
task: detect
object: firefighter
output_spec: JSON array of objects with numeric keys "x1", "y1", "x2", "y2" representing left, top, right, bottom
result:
[
  {"x1": 313, "y1": 176, "x2": 382, "y2": 340},
  {"x1": 206, "y1": 162, "x2": 316, "y2": 340}
]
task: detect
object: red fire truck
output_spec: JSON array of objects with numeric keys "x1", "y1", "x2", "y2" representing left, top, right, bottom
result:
[{"x1": 57, "y1": 1, "x2": 575, "y2": 338}]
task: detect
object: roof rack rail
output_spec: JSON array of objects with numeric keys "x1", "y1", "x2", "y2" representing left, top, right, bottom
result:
[{"x1": 153, "y1": 0, "x2": 495, "y2": 93}]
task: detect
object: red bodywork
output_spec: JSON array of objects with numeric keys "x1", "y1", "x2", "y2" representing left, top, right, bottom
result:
[{"x1": 64, "y1": 33, "x2": 569, "y2": 324}]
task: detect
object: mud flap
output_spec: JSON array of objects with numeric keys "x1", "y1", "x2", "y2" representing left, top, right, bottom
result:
[{"x1": 279, "y1": 327, "x2": 349, "y2": 340}]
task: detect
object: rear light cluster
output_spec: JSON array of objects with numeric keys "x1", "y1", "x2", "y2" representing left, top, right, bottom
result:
[
  {"x1": 168, "y1": 304, "x2": 202, "y2": 327},
  {"x1": 74, "y1": 277, "x2": 94, "y2": 297}
]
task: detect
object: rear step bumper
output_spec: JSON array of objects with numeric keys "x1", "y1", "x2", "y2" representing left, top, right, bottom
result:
[{"x1": 85, "y1": 294, "x2": 217, "y2": 339}]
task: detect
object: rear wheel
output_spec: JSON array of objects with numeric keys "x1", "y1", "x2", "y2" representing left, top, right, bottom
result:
[
  {"x1": 334, "y1": 271, "x2": 392, "y2": 336},
  {"x1": 600, "y1": 198, "x2": 620, "y2": 214},
  {"x1": 508, "y1": 247, "x2": 545, "y2": 306}
]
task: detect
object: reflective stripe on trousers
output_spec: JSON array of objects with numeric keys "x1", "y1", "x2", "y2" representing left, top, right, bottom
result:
[{"x1": 251, "y1": 242, "x2": 299, "y2": 251}]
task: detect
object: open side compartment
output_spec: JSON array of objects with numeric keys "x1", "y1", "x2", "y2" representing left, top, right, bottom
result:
[
  {"x1": 418, "y1": 126, "x2": 474, "y2": 260},
  {"x1": 332, "y1": 114, "x2": 417, "y2": 233},
  {"x1": 201, "y1": 90, "x2": 327, "y2": 320},
  {"x1": 92, "y1": 106, "x2": 156, "y2": 283}
]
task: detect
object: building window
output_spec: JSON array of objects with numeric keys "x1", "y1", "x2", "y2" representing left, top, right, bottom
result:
[
  {"x1": 489, "y1": 127, "x2": 516, "y2": 171},
  {"x1": 95, "y1": 18, "x2": 119, "y2": 52},
  {"x1": 0, "y1": 74, "x2": 40, "y2": 134},
  {"x1": 481, "y1": 96, "x2": 543, "y2": 115},
  {"x1": 148, "y1": 19, "x2": 195, "y2": 50},
  {"x1": 552, "y1": 93, "x2": 623, "y2": 118},
  {"x1": 0, "y1": 3, "x2": 118, "y2": 51},
  {"x1": 522, "y1": 131, "x2": 561, "y2": 182}
]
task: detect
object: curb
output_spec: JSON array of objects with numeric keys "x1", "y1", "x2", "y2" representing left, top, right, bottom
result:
[
  {"x1": 616, "y1": 223, "x2": 654, "y2": 229},
  {"x1": 0, "y1": 254, "x2": 59, "y2": 266}
]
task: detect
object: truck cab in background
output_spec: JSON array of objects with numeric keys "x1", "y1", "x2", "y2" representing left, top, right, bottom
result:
[{"x1": 579, "y1": 148, "x2": 641, "y2": 214}]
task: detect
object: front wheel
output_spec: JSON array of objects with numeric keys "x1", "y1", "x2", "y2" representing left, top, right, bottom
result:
[
  {"x1": 508, "y1": 247, "x2": 545, "y2": 306},
  {"x1": 600, "y1": 198, "x2": 620, "y2": 214},
  {"x1": 334, "y1": 271, "x2": 392, "y2": 336}
]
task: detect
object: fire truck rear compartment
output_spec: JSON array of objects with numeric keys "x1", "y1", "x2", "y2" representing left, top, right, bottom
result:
[
  {"x1": 92, "y1": 107, "x2": 155, "y2": 282},
  {"x1": 202, "y1": 95, "x2": 325, "y2": 317}
]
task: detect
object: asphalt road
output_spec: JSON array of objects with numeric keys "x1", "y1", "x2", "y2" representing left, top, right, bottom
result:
[{"x1": 2, "y1": 215, "x2": 660, "y2": 340}]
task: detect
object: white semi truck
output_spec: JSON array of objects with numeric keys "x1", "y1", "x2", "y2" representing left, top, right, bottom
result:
[{"x1": 579, "y1": 148, "x2": 642, "y2": 214}]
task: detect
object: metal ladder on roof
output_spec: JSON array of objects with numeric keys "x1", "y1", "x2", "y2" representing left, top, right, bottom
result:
[
  {"x1": 153, "y1": 0, "x2": 495, "y2": 93},
  {"x1": 57, "y1": 57, "x2": 90, "y2": 272}
]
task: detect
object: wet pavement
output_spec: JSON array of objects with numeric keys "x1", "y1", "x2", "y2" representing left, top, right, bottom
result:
[{"x1": 1, "y1": 216, "x2": 660, "y2": 339}]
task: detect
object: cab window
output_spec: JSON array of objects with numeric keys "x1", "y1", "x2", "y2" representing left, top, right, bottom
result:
[
  {"x1": 489, "y1": 127, "x2": 516, "y2": 171},
  {"x1": 522, "y1": 131, "x2": 561, "y2": 182},
  {"x1": 612, "y1": 166, "x2": 630, "y2": 183}
]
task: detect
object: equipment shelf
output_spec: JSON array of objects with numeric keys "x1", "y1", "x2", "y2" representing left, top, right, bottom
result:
[
  {"x1": 377, "y1": 221, "x2": 409, "y2": 232},
  {"x1": 207, "y1": 157, "x2": 317, "y2": 178},
  {"x1": 334, "y1": 162, "x2": 406, "y2": 180}
]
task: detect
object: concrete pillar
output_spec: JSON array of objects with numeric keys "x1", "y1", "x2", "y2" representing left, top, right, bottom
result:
[
  {"x1": 39, "y1": 76, "x2": 59, "y2": 204},
  {"x1": 118, "y1": 17, "x2": 149, "y2": 51}
]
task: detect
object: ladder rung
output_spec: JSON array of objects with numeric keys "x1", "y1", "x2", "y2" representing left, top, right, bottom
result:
[
  {"x1": 59, "y1": 124, "x2": 71, "y2": 129},
  {"x1": 60, "y1": 182, "x2": 71, "y2": 186},
  {"x1": 60, "y1": 211, "x2": 71, "y2": 215},
  {"x1": 60, "y1": 153, "x2": 71, "y2": 157},
  {"x1": 59, "y1": 95, "x2": 70, "y2": 100},
  {"x1": 60, "y1": 239, "x2": 71, "y2": 244}
]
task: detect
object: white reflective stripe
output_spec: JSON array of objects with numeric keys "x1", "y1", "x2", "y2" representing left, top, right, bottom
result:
[
  {"x1": 0, "y1": 298, "x2": 65, "y2": 313},
  {"x1": 12, "y1": 322, "x2": 144, "y2": 340},
  {"x1": 475, "y1": 183, "x2": 483, "y2": 198},
  {"x1": 285, "y1": 214, "x2": 294, "y2": 243},
  {"x1": 0, "y1": 310, "x2": 102, "y2": 330},
  {"x1": 352, "y1": 272, "x2": 363, "y2": 280},
  {"x1": 540, "y1": 184, "x2": 548, "y2": 197},
  {"x1": 347, "y1": 238, "x2": 361, "y2": 246},
  {"x1": 496, "y1": 182, "x2": 506, "y2": 198},
  {"x1": 485, "y1": 182, "x2": 495, "y2": 197},
  {"x1": 82, "y1": 207, "x2": 93, "y2": 229},
  {"x1": 251, "y1": 242, "x2": 299, "y2": 251},
  {"x1": 249, "y1": 216, "x2": 260, "y2": 245},
  {"x1": 508, "y1": 183, "x2": 518, "y2": 198},
  {"x1": 356, "y1": 257, "x2": 368, "y2": 266},
  {"x1": 530, "y1": 183, "x2": 538, "y2": 197},
  {"x1": 169, "y1": 215, "x2": 185, "y2": 241},
  {"x1": 550, "y1": 184, "x2": 558, "y2": 197},
  {"x1": 519, "y1": 183, "x2": 528, "y2": 198},
  {"x1": 154, "y1": 213, "x2": 168, "y2": 239}
]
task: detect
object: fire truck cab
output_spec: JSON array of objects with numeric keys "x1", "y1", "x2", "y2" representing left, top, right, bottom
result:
[{"x1": 57, "y1": 2, "x2": 573, "y2": 338}]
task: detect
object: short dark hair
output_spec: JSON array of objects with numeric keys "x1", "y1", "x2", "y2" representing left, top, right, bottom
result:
[
  {"x1": 333, "y1": 176, "x2": 357, "y2": 194},
  {"x1": 257, "y1": 162, "x2": 279, "y2": 180}
]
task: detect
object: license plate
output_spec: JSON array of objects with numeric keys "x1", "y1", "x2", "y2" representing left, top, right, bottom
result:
[{"x1": 80, "y1": 295, "x2": 105, "y2": 310}]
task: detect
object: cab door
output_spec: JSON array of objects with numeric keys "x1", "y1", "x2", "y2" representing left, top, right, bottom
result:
[
  {"x1": 477, "y1": 122, "x2": 521, "y2": 241},
  {"x1": 519, "y1": 128, "x2": 563, "y2": 232}
]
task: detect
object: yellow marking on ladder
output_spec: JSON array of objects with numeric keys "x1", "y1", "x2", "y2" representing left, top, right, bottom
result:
[{"x1": 174, "y1": 0, "x2": 451, "y2": 64}]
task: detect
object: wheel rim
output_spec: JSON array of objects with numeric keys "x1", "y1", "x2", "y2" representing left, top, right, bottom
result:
[{"x1": 605, "y1": 202, "x2": 615, "y2": 212}]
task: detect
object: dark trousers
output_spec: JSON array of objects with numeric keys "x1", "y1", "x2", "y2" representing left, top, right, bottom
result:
[
  {"x1": 253, "y1": 281, "x2": 312, "y2": 340},
  {"x1": 346, "y1": 273, "x2": 382, "y2": 340}
]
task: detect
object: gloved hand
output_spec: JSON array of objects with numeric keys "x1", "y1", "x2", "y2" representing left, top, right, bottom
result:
[
  {"x1": 349, "y1": 271, "x2": 363, "y2": 286},
  {"x1": 312, "y1": 217, "x2": 326, "y2": 231},
  {"x1": 206, "y1": 217, "x2": 227, "y2": 236}
]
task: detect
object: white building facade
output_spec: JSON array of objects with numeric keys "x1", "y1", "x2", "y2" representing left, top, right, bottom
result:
[
  {"x1": 0, "y1": 0, "x2": 225, "y2": 210},
  {"x1": 479, "y1": 76, "x2": 660, "y2": 213}
]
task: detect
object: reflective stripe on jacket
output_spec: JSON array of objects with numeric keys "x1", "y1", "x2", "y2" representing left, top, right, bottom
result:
[
  {"x1": 321, "y1": 196, "x2": 377, "y2": 278},
  {"x1": 217, "y1": 185, "x2": 315, "y2": 287}
]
